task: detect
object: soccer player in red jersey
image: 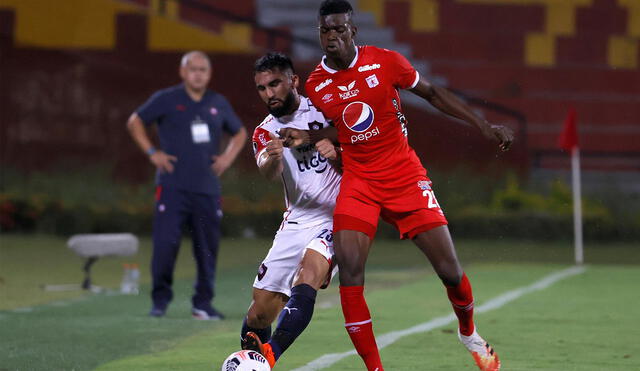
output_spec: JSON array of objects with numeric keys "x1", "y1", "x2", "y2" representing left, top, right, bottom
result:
[{"x1": 282, "y1": 1, "x2": 514, "y2": 370}]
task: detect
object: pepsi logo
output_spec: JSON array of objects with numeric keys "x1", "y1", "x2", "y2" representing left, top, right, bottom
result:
[{"x1": 342, "y1": 102, "x2": 375, "y2": 133}]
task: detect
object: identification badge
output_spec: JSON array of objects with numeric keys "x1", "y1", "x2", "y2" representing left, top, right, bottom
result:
[{"x1": 191, "y1": 117, "x2": 211, "y2": 143}]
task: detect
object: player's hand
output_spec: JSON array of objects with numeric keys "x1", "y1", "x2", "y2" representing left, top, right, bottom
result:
[
  {"x1": 266, "y1": 131, "x2": 284, "y2": 160},
  {"x1": 211, "y1": 154, "x2": 232, "y2": 176},
  {"x1": 482, "y1": 124, "x2": 514, "y2": 152},
  {"x1": 315, "y1": 138, "x2": 339, "y2": 160},
  {"x1": 277, "y1": 128, "x2": 310, "y2": 148},
  {"x1": 150, "y1": 151, "x2": 177, "y2": 173}
]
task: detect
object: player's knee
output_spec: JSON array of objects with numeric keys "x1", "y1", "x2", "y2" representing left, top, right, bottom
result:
[
  {"x1": 293, "y1": 268, "x2": 323, "y2": 289},
  {"x1": 438, "y1": 271, "x2": 462, "y2": 287},
  {"x1": 432, "y1": 259, "x2": 462, "y2": 285},
  {"x1": 339, "y1": 261, "x2": 364, "y2": 282},
  {"x1": 338, "y1": 268, "x2": 364, "y2": 286}
]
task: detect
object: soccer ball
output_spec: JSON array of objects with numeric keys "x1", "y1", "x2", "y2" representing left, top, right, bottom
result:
[{"x1": 221, "y1": 350, "x2": 271, "y2": 371}]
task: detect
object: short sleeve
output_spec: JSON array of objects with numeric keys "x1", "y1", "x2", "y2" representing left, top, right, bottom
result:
[
  {"x1": 218, "y1": 96, "x2": 244, "y2": 135},
  {"x1": 136, "y1": 90, "x2": 167, "y2": 126},
  {"x1": 387, "y1": 49, "x2": 419, "y2": 90},
  {"x1": 252, "y1": 126, "x2": 271, "y2": 159}
]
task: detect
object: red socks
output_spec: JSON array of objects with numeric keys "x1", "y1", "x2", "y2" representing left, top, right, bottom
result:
[
  {"x1": 339, "y1": 286, "x2": 384, "y2": 371},
  {"x1": 446, "y1": 273, "x2": 475, "y2": 336}
]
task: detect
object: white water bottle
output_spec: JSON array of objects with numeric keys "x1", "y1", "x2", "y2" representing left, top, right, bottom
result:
[
  {"x1": 120, "y1": 263, "x2": 132, "y2": 294},
  {"x1": 128, "y1": 263, "x2": 140, "y2": 295}
]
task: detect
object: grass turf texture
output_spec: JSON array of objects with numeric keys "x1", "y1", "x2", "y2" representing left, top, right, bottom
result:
[{"x1": 1, "y1": 234, "x2": 638, "y2": 370}]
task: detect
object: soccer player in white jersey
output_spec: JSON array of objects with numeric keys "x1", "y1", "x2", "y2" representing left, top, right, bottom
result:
[{"x1": 239, "y1": 52, "x2": 342, "y2": 368}]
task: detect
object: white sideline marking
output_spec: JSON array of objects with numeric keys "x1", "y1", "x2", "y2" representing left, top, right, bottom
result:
[
  {"x1": 49, "y1": 300, "x2": 70, "y2": 307},
  {"x1": 291, "y1": 266, "x2": 587, "y2": 371},
  {"x1": 0, "y1": 294, "x2": 93, "y2": 319}
]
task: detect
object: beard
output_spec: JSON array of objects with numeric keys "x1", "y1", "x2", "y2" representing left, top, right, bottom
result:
[{"x1": 267, "y1": 91, "x2": 297, "y2": 118}]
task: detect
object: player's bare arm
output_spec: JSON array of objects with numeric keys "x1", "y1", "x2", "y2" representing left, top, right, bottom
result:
[
  {"x1": 410, "y1": 78, "x2": 514, "y2": 151},
  {"x1": 278, "y1": 126, "x2": 338, "y2": 148},
  {"x1": 257, "y1": 131, "x2": 285, "y2": 180},
  {"x1": 211, "y1": 126, "x2": 247, "y2": 176},
  {"x1": 126, "y1": 113, "x2": 177, "y2": 173}
]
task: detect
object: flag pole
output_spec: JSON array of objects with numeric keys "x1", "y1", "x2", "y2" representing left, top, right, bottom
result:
[
  {"x1": 559, "y1": 107, "x2": 583, "y2": 265},
  {"x1": 571, "y1": 147, "x2": 583, "y2": 265}
]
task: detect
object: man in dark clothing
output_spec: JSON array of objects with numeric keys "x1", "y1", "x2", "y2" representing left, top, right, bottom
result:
[{"x1": 127, "y1": 51, "x2": 247, "y2": 320}]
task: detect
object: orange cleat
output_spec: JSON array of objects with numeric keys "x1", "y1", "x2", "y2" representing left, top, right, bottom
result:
[
  {"x1": 242, "y1": 331, "x2": 276, "y2": 368},
  {"x1": 458, "y1": 329, "x2": 501, "y2": 371}
]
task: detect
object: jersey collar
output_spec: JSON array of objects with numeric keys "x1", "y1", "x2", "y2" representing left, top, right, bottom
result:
[
  {"x1": 275, "y1": 96, "x2": 308, "y2": 124},
  {"x1": 297, "y1": 96, "x2": 310, "y2": 112},
  {"x1": 321, "y1": 45, "x2": 359, "y2": 74}
]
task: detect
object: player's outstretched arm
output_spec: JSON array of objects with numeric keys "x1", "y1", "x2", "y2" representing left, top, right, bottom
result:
[
  {"x1": 410, "y1": 78, "x2": 514, "y2": 151},
  {"x1": 257, "y1": 132, "x2": 285, "y2": 181}
]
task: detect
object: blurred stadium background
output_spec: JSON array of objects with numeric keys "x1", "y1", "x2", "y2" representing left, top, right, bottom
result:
[
  {"x1": 1, "y1": 0, "x2": 639, "y2": 241},
  {"x1": 0, "y1": 0, "x2": 639, "y2": 369},
  {"x1": 1, "y1": 0, "x2": 639, "y2": 240}
]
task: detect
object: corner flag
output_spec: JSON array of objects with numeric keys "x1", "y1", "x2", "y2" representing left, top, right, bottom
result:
[
  {"x1": 559, "y1": 107, "x2": 583, "y2": 265},
  {"x1": 559, "y1": 107, "x2": 578, "y2": 151}
]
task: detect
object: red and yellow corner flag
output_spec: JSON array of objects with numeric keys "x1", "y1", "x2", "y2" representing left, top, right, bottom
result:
[{"x1": 558, "y1": 107, "x2": 579, "y2": 151}]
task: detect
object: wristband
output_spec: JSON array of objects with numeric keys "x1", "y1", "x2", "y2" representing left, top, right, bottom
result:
[{"x1": 146, "y1": 147, "x2": 157, "y2": 156}]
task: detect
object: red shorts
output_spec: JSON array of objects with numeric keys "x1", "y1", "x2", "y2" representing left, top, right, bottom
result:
[{"x1": 333, "y1": 173, "x2": 448, "y2": 240}]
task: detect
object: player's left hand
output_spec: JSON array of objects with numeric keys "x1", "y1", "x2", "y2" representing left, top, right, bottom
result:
[
  {"x1": 211, "y1": 154, "x2": 232, "y2": 176},
  {"x1": 483, "y1": 124, "x2": 514, "y2": 152},
  {"x1": 316, "y1": 138, "x2": 339, "y2": 160}
]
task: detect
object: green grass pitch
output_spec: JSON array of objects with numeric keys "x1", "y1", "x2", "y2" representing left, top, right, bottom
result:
[{"x1": 0, "y1": 234, "x2": 638, "y2": 370}]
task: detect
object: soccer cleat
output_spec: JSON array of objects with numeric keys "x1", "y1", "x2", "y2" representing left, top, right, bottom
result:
[
  {"x1": 191, "y1": 306, "x2": 225, "y2": 320},
  {"x1": 149, "y1": 306, "x2": 166, "y2": 317},
  {"x1": 458, "y1": 329, "x2": 501, "y2": 371},
  {"x1": 242, "y1": 331, "x2": 276, "y2": 368}
]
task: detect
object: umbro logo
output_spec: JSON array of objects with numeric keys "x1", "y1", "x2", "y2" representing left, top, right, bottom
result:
[{"x1": 347, "y1": 326, "x2": 360, "y2": 333}]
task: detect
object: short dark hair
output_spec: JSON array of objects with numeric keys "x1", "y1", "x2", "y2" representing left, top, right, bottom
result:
[
  {"x1": 254, "y1": 52, "x2": 295, "y2": 75},
  {"x1": 318, "y1": 0, "x2": 353, "y2": 17}
]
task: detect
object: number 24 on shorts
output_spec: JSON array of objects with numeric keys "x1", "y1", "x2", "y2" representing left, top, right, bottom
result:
[{"x1": 422, "y1": 189, "x2": 441, "y2": 209}]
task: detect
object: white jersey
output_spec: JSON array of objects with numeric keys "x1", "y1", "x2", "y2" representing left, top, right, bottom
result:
[{"x1": 252, "y1": 97, "x2": 341, "y2": 228}]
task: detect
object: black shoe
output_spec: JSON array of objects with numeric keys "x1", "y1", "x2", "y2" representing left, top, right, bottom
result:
[
  {"x1": 149, "y1": 307, "x2": 166, "y2": 317},
  {"x1": 191, "y1": 306, "x2": 224, "y2": 320}
]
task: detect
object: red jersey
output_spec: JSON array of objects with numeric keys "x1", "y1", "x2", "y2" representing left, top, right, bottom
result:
[{"x1": 305, "y1": 45, "x2": 426, "y2": 185}]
